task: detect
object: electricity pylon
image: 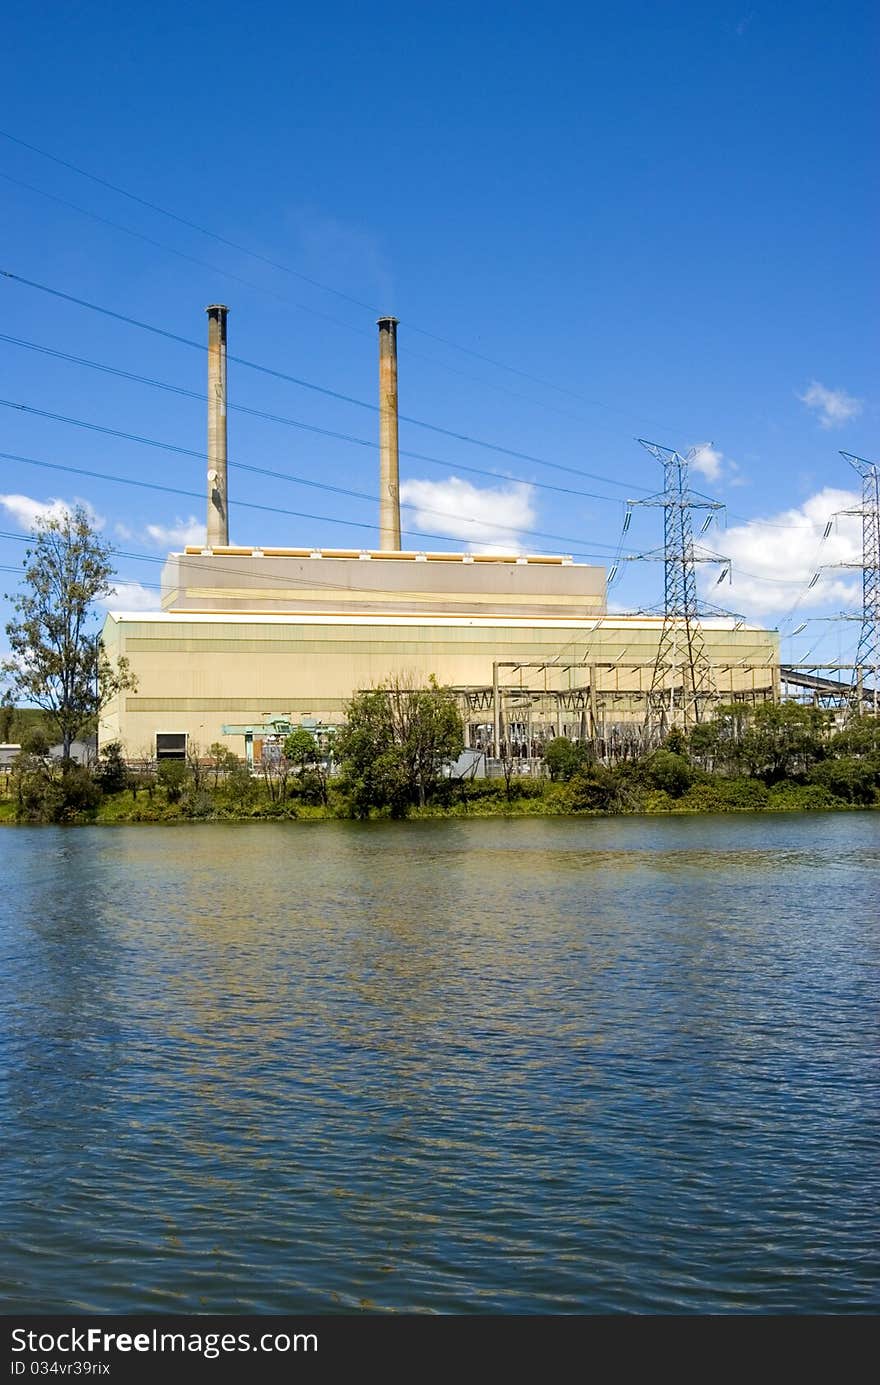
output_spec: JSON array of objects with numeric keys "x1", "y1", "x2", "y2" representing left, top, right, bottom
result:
[
  {"x1": 836, "y1": 451, "x2": 880, "y2": 714},
  {"x1": 628, "y1": 440, "x2": 730, "y2": 736}
]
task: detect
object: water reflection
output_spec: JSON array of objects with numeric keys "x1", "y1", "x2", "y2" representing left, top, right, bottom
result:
[{"x1": 1, "y1": 816, "x2": 878, "y2": 1313}]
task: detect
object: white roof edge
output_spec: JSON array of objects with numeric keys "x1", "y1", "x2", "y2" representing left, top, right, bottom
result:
[{"x1": 104, "y1": 609, "x2": 773, "y2": 632}]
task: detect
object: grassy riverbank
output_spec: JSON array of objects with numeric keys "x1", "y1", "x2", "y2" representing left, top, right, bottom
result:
[
  {"x1": 1, "y1": 773, "x2": 874, "y2": 824},
  {"x1": 4, "y1": 700, "x2": 879, "y2": 823}
]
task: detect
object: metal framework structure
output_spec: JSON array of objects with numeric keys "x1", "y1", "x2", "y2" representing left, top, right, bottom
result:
[
  {"x1": 628, "y1": 441, "x2": 729, "y2": 734},
  {"x1": 839, "y1": 451, "x2": 880, "y2": 711},
  {"x1": 449, "y1": 661, "x2": 872, "y2": 766},
  {"x1": 818, "y1": 453, "x2": 880, "y2": 716}
]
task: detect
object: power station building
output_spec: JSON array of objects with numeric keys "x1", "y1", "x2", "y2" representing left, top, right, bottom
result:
[{"x1": 99, "y1": 310, "x2": 779, "y2": 761}]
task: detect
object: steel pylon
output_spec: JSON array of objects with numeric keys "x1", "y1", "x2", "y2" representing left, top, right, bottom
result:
[
  {"x1": 840, "y1": 451, "x2": 880, "y2": 713},
  {"x1": 629, "y1": 441, "x2": 730, "y2": 734}
]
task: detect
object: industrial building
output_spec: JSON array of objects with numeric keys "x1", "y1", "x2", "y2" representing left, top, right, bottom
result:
[{"x1": 100, "y1": 309, "x2": 779, "y2": 762}]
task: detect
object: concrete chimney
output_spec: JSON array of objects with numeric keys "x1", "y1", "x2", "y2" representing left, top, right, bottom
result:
[
  {"x1": 377, "y1": 316, "x2": 401, "y2": 551},
  {"x1": 206, "y1": 304, "x2": 229, "y2": 547}
]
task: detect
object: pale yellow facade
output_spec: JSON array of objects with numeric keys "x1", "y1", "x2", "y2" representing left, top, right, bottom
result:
[{"x1": 100, "y1": 547, "x2": 779, "y2": 757}]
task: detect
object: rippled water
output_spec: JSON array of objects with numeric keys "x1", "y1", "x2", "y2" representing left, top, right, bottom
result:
[{"x1": 1, "y1": 814, "x2": 878, "y2": 1314}]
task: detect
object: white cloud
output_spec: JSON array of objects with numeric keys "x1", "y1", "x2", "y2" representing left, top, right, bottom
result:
[
  {"x1": 701, "y1": 486, "x2": 861, "y2": 617},
  {"x1": 0, "y1": 494, "x2": 104, "y2": 531},
  {"x1": 798, "y1": 381, "x2": 863, "y2": 429},
  {"x1": 690, "y1": 443, "x2": 724, "y2": 483},
  {"x1": 144, "y1": 516, "x2": 206, "y2": 549},
  {"x1": 688, "y1": 443, "x2": 743, "y2": 487},
  {"x1": 114, "y1": 522, "x2": 134, "y2": 541},
  {"x1": 98, "y1": 581, "x2": 161, "y2": 612},
  {"x1": 399, "y1": 476, "x2": 536, "y2": 552}
]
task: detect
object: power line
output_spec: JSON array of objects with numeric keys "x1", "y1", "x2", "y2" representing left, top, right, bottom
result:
[
  {"x1": 3, "y1": 328, "x2": 839, "y2": 552},
  {"x1": 0, "y1": 168, "x2": 644, "y2": 434},
  {"x1": 0, "y1": 397, "x2": 639, "y2": 553},
  {"x1": 1, "y1": 268, "x2": 648, "y2": 494},
  {"x1": 0, "y1": 527, "x2": 629, "y2": 611},
  {"x1": 0, "y1": 398, "x2": 813, "y2": 588},
  {"x1": 2, "y1": 134, "x2": 850, "y2": 538},
  {"x1": 630, "y1": 441, "x2": 731, "y2": 731},
  {"x1": 0, "y1": 448, "x2": 630, "y2": 563},
  {"x1": 0, "y1": 331, "x2": 640, "y2": 506},
  {"x1": 820, "y1": 451, "x2": 880, "y2": 708},
  {"x1": 0, "y1": 127, "x2": 683, "y2": 432},
  {"x1": 0, "y1": 168, "x2": 365, "y2": 339}
]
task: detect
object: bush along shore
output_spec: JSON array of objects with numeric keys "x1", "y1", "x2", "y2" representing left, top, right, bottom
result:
[{"x1": 3, "y1": 698, "x2": 880, "y2": 825}]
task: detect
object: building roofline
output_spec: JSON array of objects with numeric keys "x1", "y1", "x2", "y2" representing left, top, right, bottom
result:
[
  {"x1": 176, "y1": 546, "x2": 585, "y2": 566},
  {"x1": 103, "y1": 609, "x2": 774, "y2": 632}
]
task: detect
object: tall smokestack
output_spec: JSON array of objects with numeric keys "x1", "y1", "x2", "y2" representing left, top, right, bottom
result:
[
  {"x1": 377, "y1": 315, "x2": 401, "y2": 550},
  {"x1": 206, "y1": 304, "x2": 229, "y2": 547}
]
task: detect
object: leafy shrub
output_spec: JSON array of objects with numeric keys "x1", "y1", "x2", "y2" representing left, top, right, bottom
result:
[
  {"x1": 222, "y1": 763, "x2": 258, "y2": 811},
  {"x1": 182, "y1": 787, "x2": 215, "y2": 819},
  {"x1": 543, "y1": 738, "x2": 594, "y2": 782},
  {"x1": 680, "y1": 777, "x2": 770, "y2": 811},
  {"x1": 58, "y1": 764, "x2": 102, "y2": 818},
  {"x1": 13, "y1": 758, "x2": 102, "y2": 823},
  {"x1": 461, "y1": 779, "x2": 511, "y2": 801},
  {"x1": 767, "y1": 782, "x2": 835, "y2": 811},
  {"x1": 565, "y1": 765, "x2": 630, "y2": 812},
  {"x1": 157, "y1": 759, "x2": 188, "y2": 803},
  {"x1": 677, "y1": 781, "x2": 727, "y2": 812},
  {"x1": 663, "y1": 727, "x2": 688, "y2": 756},
  {"x1": 96, "y1": 741, "x2": 129, "y2": 794},
  {"x1": 717, "y1": 777, "x2": 771, "y2": 809},
  {"x1": 808, "y1": 757, "x2": 878, "y2": 805},
  {"x1": 13, "y1": 757, "x2": 64, "y2": 822},
  {"x1": 644, "y1": 749, "x2": 694, "y2": 797}
]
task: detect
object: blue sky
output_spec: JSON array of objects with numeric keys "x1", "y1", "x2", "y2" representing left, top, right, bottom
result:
[{"x1": 0, "y1": 0, "x2": 876, "y2": 665}]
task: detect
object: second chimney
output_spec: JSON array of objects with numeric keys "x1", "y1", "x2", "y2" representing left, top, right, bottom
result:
[
  {"x1": 377, "y1": 315, "x2": 401, "y2": 551},
  {"x1": 206, "y1": 304, "x2": 229, "y2": 547}
]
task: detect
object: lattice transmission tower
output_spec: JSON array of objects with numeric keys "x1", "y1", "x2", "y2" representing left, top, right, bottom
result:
[
  {"x1": 837, "y1": 451, "x2": 880, "y2": 713},
  {"x1": 628, "y1": 440, "x2": 730, "y2": 735}
]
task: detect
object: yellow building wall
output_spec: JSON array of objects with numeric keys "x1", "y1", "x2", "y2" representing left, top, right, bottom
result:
[{"x1": 100, "y1": 611, "x2": 779, "y2": 757}]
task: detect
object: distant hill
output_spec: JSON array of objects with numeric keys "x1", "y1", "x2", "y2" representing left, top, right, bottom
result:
[{"x1": 0, "y1": 706, "x2": 54, "y2": 744}]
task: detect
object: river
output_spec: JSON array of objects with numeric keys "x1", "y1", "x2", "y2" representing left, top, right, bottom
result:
[{"x1": 1, "y1": 814, "x2": 877, "y2": 1313}]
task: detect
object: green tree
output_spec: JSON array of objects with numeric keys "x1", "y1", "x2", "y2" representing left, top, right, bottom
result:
[
  {"x1": 689, "y1": 703, "x2": 753, "y2": 775},
  {"x1": 223, "y1": 761, "x2": 258, "y2": 811},
  {"x1": 283, "y1": 726, "x2": 330, "y2": 804},
  {"x1": 10, "y1": 750, "x2": 102, "y2": 824},
  {"x1": 2, "y1": 507, "x2": 136, "y2": 758},
  {"x1": 157, "y1": 758, "x2": 188, "y2": 803},
  {"x1": 0, "y1": 692, "x2": 14, "y2": 744},
  {"x1": 663, "y1": 726, "x2": 689, "y2": 756},
  {"x1": 18, "y1": 725, "x2": 51, "y2": 758},
  {"x1": 260, "y1": 744, "x2": 291, "y2": 804},
  {"x1": 284, "y1": 727, "x2": 318, "y2": 774},
  {"x1": 565, "y1": 764, "x2": 632, "y2": 813},
  {"x1": 809, "y1": 756, "x2": 878, "y2": 805},
  {"x1": 543, "y1": 737, "x2": 594, "y2": 782},
  {"x1": 337, "y1": 676, "x2": 464, "y2": 816},
  {"x1": 739, "y1": 702, "x2": 828, "y2": 784},
  {"x1": 208, "y1": 741, "x2": 239, "y2": 787},
  {"x1": 688, "y1": 719, "x2": 721, "y2": 772},
  {"x1": 829, "y1": 715, "x2": 880, "y2": 760},
  {"x1": 644, "y1": 748, "x2": 694, "y2": 797},
  {"x1": 96, "y1": 740, "x2": 129, "y2": 793}
]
